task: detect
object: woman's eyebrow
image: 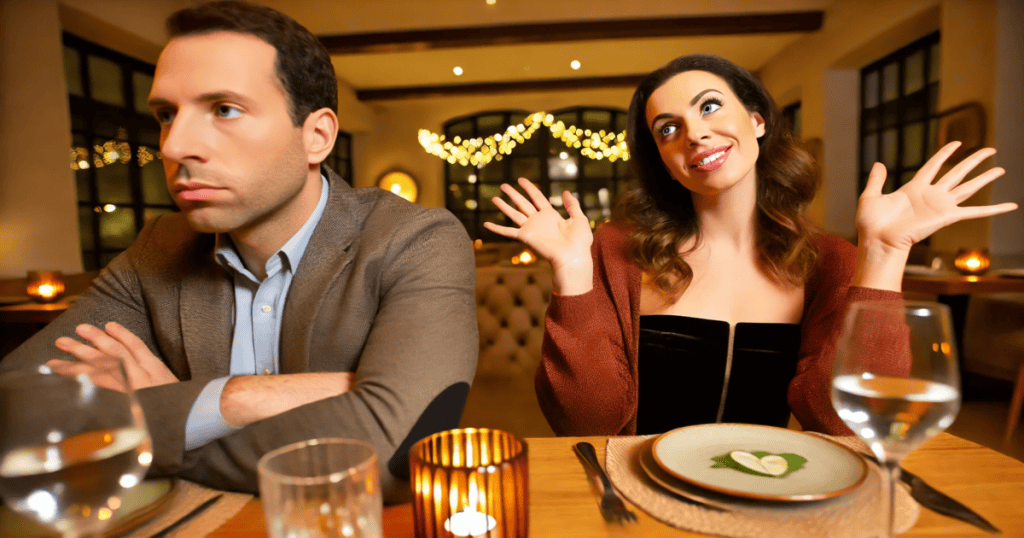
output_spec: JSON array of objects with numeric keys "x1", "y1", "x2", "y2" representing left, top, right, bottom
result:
[{"x1": 689, "y1": 88, "x2": 720, "y2": 106}]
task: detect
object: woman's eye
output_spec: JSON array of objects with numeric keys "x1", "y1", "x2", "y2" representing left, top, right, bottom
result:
[
  {"x1": 216, "y1": 105, "x2": 242, "y2": 118},
  {"x1": 659, "y1": 124, "x2": 677, "y2": 137},
  {"x1": 701, "y1": 101, "x2": 721, "y2": 115}
]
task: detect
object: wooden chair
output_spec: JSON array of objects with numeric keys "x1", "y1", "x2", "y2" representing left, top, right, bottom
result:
[{"x1": 962, "y1": 293, "x2": 1024, "y2": 446}]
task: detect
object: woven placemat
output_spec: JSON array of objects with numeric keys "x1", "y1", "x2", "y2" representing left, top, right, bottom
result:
[
  {"x1": 118, "y1": 479, "x2": 252, "y2": 538},
  {"x1": 605, "y1": 435, "x2": 919, "y2": 538}
]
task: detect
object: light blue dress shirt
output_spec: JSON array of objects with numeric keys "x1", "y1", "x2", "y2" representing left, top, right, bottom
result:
[{"x1": 183, "y1": 176, "x2": 330, "y2": 450}]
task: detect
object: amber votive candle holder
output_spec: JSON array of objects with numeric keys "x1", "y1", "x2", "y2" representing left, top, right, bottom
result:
[
  {"x1": 953, "y1": 248, "x2": 990, "y2": 275},
  {"x1": 410, "y1": 428, "x2": 528, "y2": 538},
  {"x1": 25, "y1": 271, "x2": 65, "y2": 303}
]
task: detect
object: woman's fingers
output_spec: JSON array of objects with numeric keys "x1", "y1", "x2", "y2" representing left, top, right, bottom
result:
[
  {"x1": 911, "y1": 141, "x2": 962, "y2": 185},
  {"x1": 563, "y1": 190, "x2": 586, "y2": 220},
  {"x1": 482, "y1": 221, "x2": 520, "y2": 239},
  {"x1": 862, "y1": 162, "x2": 888, "y2": 197},
  {"x1": 500, "y1": 183, "x2": 538, "y2": 216},
  {"x1": 936, "y1": 147, "x2": 997, "y2": 188},
  {"x1": 950, "y1": 166, "x2": 1006, "y2": 203},
  {"x1": 953, "y1": 202, "x2": 1020, "y2": 222},
  {"x1": 518, "y1": 177, "x2": 551, "y2": 210},
  {"x1": 492, "y1": 196, "x2": 528, "y2": 226}
]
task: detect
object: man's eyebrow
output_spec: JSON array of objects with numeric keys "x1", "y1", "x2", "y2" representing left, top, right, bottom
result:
[{"x1": 147, "y1": 91, "x2": 249, "y2": 109}]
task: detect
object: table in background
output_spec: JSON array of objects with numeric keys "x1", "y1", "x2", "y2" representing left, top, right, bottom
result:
[
  {"x1": 0, "y1": 301, "x2": 70, "y2": 358},
  {"x1": 208, "y1": 432, "x2": 1024, "y2": 538}
]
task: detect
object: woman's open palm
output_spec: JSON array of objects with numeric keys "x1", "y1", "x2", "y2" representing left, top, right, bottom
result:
[
  {"x1": 856, "y1": 142, "x2": 1017, "y2": 251},
  {"x1": 483, "y1": 177, "x2": 594, "y2": 273}
]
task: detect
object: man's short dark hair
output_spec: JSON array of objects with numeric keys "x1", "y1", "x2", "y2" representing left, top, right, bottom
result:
[{"x1": 166, "y1": 0, "x2": 338, "y2": 126}]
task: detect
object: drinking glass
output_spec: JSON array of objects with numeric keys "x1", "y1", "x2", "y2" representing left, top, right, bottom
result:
[
  {"x1": 258, "y1": 438, "x2": 382, "y2": 538},
  {"x1": 0, "y1": 360, "x2": 153, "y2": 538},
  {"x1": 832, "y1": 300, "x2": 960, "y2": 538}
]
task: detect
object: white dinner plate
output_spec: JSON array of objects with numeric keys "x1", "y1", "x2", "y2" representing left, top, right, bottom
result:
[{"x1": 652, "y1": 424, "x2": 868, "y2": 501}]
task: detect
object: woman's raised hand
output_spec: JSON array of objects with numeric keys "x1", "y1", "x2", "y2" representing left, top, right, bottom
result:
[
  {"x1": 483, "y1": 177, "x2": 595, "y2": 295},
  {"x1": 853, "y1": 141, "x2": 1018, "y2": 289}
]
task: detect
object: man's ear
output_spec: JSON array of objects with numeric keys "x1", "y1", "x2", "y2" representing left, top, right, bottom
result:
[{"x1": 303, "y1": 108, "x2": 339, "y2": 165}]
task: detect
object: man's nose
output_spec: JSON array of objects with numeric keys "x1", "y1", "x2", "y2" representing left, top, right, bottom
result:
[{"x1": 160, "y1": 111, "x2": 208, "y2": 165}]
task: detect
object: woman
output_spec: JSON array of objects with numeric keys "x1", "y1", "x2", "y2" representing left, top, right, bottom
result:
[{"x1": 485, "y1": 54, "x2": 1016, "y2": 436}]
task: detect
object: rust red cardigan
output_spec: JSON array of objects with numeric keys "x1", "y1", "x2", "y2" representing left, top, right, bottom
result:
[{"x1": 535, "y1": 222, "x2": 904, "y2": 436}]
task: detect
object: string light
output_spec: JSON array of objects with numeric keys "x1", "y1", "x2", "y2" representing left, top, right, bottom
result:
[
  {"x1": 453, "y1": 66, "x2": 464, "y2": 76},
  {"x1": 69, "y1": 140, "x2": 162, "y2": 171},
  {"x1": 418, "y1": 111, "x2": 629, "y2": 167},
  {"x1": 570, "y1": 60, "x2": 581, "y2": 70}
]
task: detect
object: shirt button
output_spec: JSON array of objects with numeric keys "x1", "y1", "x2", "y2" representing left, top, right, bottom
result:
[
  {"x1": 263, "y1": 368, "x2": 271, "y2": 375},
  {"x1": 262, "y1": 305, "x2": 272, "y2": 313}
]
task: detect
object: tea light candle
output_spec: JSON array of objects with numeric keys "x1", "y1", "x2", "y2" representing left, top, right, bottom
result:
[
  {"x1": 954, "y1": 249, "x2": 990, "y2": 275},
  {"x1": 444, "y1": 509, "x2": 497, "y2": 537},
  {"x1": 26, "y1": 271, "x2": 65, "y2": 303}
]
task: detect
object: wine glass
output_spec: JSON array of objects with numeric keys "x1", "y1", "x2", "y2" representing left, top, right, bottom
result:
[
  {"x1": 832, "y1": 300, "x2": 960, "y2": 538},
  {"x1": 0, "y1": 358, "x2": 152, "y2": 538}
]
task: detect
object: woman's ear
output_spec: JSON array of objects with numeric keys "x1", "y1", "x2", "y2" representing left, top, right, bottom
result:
[
  {"x1": 752, "y1": 111, "x2": 766, "y2": 138},
  {"x1": 303, "y1": 108, "x2": 339, "y2": 165}
]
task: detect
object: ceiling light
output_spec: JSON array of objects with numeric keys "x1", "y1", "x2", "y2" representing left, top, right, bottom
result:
[
  {"x1": 453, "y1": 66, "x2": 463, "y2": 76},
  {"x1": 486, "y1": 0, "x2": 496, "y2": 4},
  {"x1": 570, "y1": 60, "x2": 581, "y2": 70}
]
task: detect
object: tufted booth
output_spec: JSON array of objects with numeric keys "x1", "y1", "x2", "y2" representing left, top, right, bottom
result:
[
  {"x1": 963, "y1": 293, "x2": 1024, "y2": 445},
  {"x1": 459, "y1": 263, "x2": 556, "y2": 438}
]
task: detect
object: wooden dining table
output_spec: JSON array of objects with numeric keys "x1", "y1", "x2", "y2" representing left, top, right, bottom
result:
[{"x1": 207, "y1": 432, "x2": 1024, "y2": 538}]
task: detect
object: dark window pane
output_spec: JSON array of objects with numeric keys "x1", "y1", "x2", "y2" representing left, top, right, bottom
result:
[
  {"x1": 87, "y1": 55, "x2": 124, "y2": 106},
  {"x1": 582, "y1": 156, "x2": 613, "y2": 179},
  {"x1": 99, "y1": 207, "x2": 136, "y2": 249},
  {"x1": 448, "y1": 162, "x2": 474, "y2": 183},
  {"x1": 476, "y1": 115, "x2": 505, "y2": 137},
  {"x1": 927, "y1": 118, "x2": 938, "y2": 155},
  {"x1": 881, "y1": 128, "x2": 898, "y2": 169},
  {"x1": 863, "y1": 70, "x2": 879, "y2": 108},
  {"x1": 882, "y1": 62, "x2": 899, "y2": 102},
  {"x1": 479, "y1": 183, "x2": 502, "y2": 211},
  {"x1": 929, "y1": 42, "x2": 940, "y2": 83},
  {"x1": 902, "y1": 122, "x2": 925, "y2": 168},
  {"x1": 447, "y1": 120, "x2": 474, "y2": 142},
  {"x1": 447, "y1": 183, "x2": 471, "y2": 209},
  {"x1": 133, "y1": 72, "x2": 153, "y2": 116},
  {"x1": 478, "y1": 162, "x2": 504, "y2": 183},
  {"x1": 95, "y1": 159, "x2": 132, "y2": 205},
  {"x1": 904, "y1": 50, "x2": 925, "y2": 95},
  {"x1": 78, "y1": 206, "x2": 95, "y2": 251},
  {"x1": 548, "y1": 154, "x2": 579, "y2": 180},
  {"x1": 862, "y1": 133, "x2": 878, "y2": 170},
  {"x1": 510, "y1": 157, "x2": 541, "y2": 181},
  {"x1": 64, "y1": 46, "x2": 83, "y2": 97},
  {"x1": 582, "y1": 110, "x2": 612, "y2": 132},
  {"x1": 141, "y1": 160, "x2": 171, "y2": 205}
]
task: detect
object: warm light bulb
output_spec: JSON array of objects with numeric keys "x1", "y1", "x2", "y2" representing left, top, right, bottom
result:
[
  {"x1": 570, "y1": 60, "x2": 581, "y2": 70},
  {"x1": 453, "y1": 66, "x2": 464, "y2": 76},
  {"x1": 103, "y1": 204, "x2": 116, "y2": 212}
]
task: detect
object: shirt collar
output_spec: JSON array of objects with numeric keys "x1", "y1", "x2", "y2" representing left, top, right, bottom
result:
[{"x1": 215, "y1": 174, "x2": 331, "y2": 279}]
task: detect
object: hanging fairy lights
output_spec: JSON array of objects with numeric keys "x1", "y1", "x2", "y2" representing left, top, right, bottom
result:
[{"x1": 418, "y1": 111, "x2": 629, "y2": 168}]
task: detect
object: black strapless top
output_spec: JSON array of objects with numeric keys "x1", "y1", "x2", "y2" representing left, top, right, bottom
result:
[{"x1": 636, "y1": 315, "x2": 802, "y2": 435}]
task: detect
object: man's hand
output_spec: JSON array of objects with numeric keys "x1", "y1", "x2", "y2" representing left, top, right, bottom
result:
[{"x1": 49, "y1": 322, "x2": 178, "y2": 392}]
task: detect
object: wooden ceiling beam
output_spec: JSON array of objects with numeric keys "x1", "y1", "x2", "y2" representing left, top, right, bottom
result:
[
  {"x1": 356, "y1": 74, "x2": 647, "y2": 101},
  {"x1": 320, "y1": 11, "x2": 824, "y2": 55}
]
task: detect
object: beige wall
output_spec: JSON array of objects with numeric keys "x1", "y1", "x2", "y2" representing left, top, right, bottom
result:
[
  {"x1": 0, "y1": 0, "x2": 81, "y2": 277},
  {"x1": 354, "y1": 88, "x2": 635, "y2": 207},
  {"x1": 759, "y1": 0, "x2": 1020, "y2": 258}
]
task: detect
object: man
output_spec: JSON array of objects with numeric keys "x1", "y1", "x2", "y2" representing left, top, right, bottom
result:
[{"x1": 2, "y1": 1, "x2": 477, "y2": 503}]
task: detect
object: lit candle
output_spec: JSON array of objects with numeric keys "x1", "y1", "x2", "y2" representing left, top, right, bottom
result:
[
  {"x1": 444, "y1": 509, "x2": 497, "y2": 537},
  {"x1": 26, "y1": 271, "x2": 66, "y2": 303}
]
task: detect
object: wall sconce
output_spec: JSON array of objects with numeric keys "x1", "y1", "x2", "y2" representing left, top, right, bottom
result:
[
  {"x1": 511, "y1": 249, "x2": 535, "y2": 266},
  {"x1": 954, "y1": 249, "x2": 990, "y2": 276},
  {"x1": 26, "y1": 271, "x2": 66, "y2": 303},
  {"x1": 378, "y1": 170, "x2": 418, "y2": 203},
  {"x1": 410, "y1": 428, "x2": 528, "y2": 538}
]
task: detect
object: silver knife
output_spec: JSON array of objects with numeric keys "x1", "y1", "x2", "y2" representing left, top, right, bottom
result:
[
  {"x1": 150, "y1": 493, "x2": 223, "y2": 538},
  {"x1": 862, "y1": 454, "x2": 1001, "y2": 534}
]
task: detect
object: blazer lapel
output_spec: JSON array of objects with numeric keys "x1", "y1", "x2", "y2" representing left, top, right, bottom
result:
[
  {"x1": 179, "y1": 253, "x2": 234, "y2": 379},
  {"x1": 279, "y1": 166, "x2": 364, "y2": 374}
]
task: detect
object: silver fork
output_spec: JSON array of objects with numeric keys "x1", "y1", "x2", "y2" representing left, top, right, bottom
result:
[{"x1": 574, "y1": 441, "x2": 638, "y2": 523}]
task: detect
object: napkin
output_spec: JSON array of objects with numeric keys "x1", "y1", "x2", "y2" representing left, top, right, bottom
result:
[
  {"x1": 118, "y1": 479, "x2": 251, "y2": 538},
  {"x1": 605, "y1": 435, "x2": 919, "y2": 538}
]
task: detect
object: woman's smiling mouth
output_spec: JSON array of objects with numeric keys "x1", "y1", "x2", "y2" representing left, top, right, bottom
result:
[{"x1": 690, "y1": 146, "x2": 731, "y2": 171}]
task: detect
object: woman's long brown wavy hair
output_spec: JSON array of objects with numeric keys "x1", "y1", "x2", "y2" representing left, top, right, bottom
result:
[{"x1": 616, "y1": 54, "x2": 819, "y2": 297}]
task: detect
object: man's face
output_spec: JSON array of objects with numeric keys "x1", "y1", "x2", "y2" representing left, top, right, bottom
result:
[{"x1": 148, "y1": 31, "x2": 314, "y2": 238}]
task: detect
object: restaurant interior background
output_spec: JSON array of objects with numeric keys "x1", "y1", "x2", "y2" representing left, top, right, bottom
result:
[{"x1": 0, "y1": 0, "x2": 1022, "y2": 459}]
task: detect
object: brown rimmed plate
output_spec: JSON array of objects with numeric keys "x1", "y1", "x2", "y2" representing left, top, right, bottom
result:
[
  {"x1": 0, "y1": 478, "x2": 175, "y2": 537},
  {"x1": 652, "y1": 424, "x2": 868, "y2": 502}
]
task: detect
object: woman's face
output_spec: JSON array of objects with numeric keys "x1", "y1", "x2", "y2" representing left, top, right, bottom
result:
[{"x1": 645, "y1": 70, "x2": 765, "y2": 198}]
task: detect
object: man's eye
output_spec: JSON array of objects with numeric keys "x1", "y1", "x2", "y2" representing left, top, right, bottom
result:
[
  {"x1": 155, "y1": 110, "x2": 176, "y2": 125},
  {"x1": 659, "y1": 124, "x2": 677, "y2": 137},
  {"x1": 216, "y1": 105, "x2": 241, "y2": 118}
]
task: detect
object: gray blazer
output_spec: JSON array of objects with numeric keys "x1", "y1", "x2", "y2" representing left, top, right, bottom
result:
[{"x1": 2, "y1": 167, "x2": 478, "y2": 503}]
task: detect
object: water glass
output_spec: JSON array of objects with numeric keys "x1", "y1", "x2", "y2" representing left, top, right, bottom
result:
[
  {"x1": 832, "y1": 300, "x2": 960, "y2": 538},
  {"x1": 258, "y1": 438, "x2": 382, "y2": 538}
]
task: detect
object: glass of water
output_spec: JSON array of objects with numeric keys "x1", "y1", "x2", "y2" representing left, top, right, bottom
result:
[
  {"x1": 258, "y1": 438, "x2": 382, "y2": 538},
  {"x1": 832, "y1": 300, "x2": 960, "y2": 538},
  {"x1": 0, "y1": 360, "x2": 152, "y2": 538}
]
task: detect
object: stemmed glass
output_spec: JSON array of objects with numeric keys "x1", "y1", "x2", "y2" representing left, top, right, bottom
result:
[
  {"x1": 0, "y1": 359, "x2": 152, "y2": 538},
  {"x1": 832, "y1": 300, "x2": 960, "y2": 537}
]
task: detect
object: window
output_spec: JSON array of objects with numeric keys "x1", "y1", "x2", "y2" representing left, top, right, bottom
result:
[
  {"x1": 64, "y1": 34, "x2": 354, "y2": 270},
  {"x1": 323, "y1": 131, "x2": 353, "y2": 184},
  {"x1": 858, "y1": 32, "x2": 940, "y2": 194},
  {"x1": 782, "y1": 101, "x2": 802, "y2": 139},
  {"x1": 64, "y1": 34, "x2": 170, "y2": 271},
  {"x1": 444, "y1": 107, "x2": 630, "y2": 241}
]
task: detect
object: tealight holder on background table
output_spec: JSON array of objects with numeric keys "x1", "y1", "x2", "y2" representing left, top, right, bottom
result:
[{"x1": 409, "y1": 428, "x2": 528, "y2": 538}]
